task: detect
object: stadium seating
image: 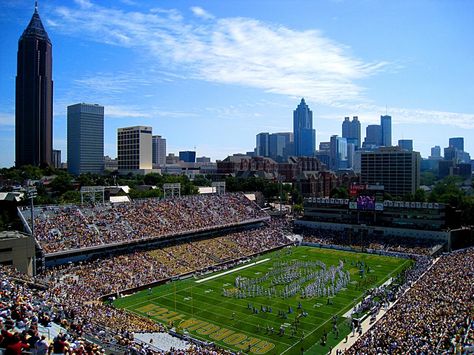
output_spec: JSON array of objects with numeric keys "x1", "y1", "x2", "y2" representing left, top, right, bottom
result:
[{"x1": 24, "y1": 193, "x2": 268, "y2": 253}]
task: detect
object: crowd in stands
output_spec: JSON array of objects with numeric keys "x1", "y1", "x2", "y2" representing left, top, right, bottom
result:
[
  {"x1": 0, "y1": 218, "x2": 290, "y2": 354},
  {"x1": 0, "y1": 265, "x2": 234, "y2": 355},
  {"x1": 300, "y1": 227, "x2": 442, "y2": 255},
  {"x1": 9, "y1": 191, "x2": 473, "y2": 354},
  {"x1": 347, "y1": 248, "x2": 474, "y2": 354},
  {"x1": 350, "y1": 254, "x2": 432, "y2": 320},
  {"x1": 26, "y1": 193, "x2": 268, "y2": 253},
  {"x1": 0, "y1": 265, "x2": 106, "y2": 354}
]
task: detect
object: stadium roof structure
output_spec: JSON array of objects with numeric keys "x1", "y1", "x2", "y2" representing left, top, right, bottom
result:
[
  {"x1": 110, "y1": 196, "x2": 131, "y2": 204},
  {"x1": 0, "y1": 192, "x2": 24, "y2": 202}
]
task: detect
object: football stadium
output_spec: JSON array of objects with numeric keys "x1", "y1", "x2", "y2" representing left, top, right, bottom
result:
[
  {"x1": 0, "y1": 191, "x2": 470, "y2": 354},
  {"x1": 2, "y1": 2, "x2": 474, "y2": 354}
]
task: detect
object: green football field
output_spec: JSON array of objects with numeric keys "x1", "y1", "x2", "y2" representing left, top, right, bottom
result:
[{"x1": 114, "y1": 246, "x2": 411, "y2": 354}]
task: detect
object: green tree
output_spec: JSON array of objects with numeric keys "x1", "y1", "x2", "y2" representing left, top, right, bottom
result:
[
  {"x1": 60, "y1": 190, "x2": 81, "y2": 204},
  {"x1": 330, "y1": 187, "x2": 349, "y2": 199},
  {"x1": 49, "y1": 173, "x2": 74, "y2": 196},
  {"x1": 413, "y1": 188, "x2": 427, "y2": 202},
  {"x1": 292, "y1": 203, "x2": 304, "y2": 216},
  {"x1": 420, "y1": 171, "x2": 438, "y2": 186},
  {"x1": 193, "y1": 175, "x2": 212, "y2": 187}
]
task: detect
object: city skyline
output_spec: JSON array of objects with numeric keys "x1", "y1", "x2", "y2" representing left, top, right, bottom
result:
[{"x1": 1, "y1": 0, "x2": 474, "y2": 167}]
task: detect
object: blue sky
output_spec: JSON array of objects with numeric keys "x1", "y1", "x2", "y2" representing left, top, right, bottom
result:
[{"x1": 1, "y1": 0, "x2": 473, "y2": 167}]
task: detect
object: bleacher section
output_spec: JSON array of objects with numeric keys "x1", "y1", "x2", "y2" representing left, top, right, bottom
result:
[{"x1": 19, "y1": 193, "x2": 269, "y2": 256}]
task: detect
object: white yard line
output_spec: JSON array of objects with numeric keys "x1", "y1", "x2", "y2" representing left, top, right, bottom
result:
[{"x1": 195, "y1": 258, "x2": 270, "y2": 283}]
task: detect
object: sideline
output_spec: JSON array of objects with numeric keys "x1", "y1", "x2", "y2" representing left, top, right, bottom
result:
[{"x1": 195, "y1": 258, "x2": 270, "y2": 283}]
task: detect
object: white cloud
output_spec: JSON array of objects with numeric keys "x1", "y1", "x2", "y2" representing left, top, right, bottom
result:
[
  {"x1": 73, "y1": 72, "x2": 153, "y2": 94},
  {"x1": 106, "y1": 105, "x2": 197, "y2": 119},
  {"x1": 48, "y1": 2, "x2": 388, "y2": 107},
  {"x1": 106, "y1": 105, "x2": 151, "y2": 118},
  {"x1": 349, "y1": 104, "x2": 474, "y2": 129},
  {"x1": 190, "y1": 6, "x2": 214, "y2": 20},
  {"x1": 120, "y1": 0, "x2": 137, "y2": 5},
  {"x1": 46, "y1": 2, "x2": 474, "y2": 130},
  {"x1": 74, "y1": 0, "x2": 92, "y2": 9}
]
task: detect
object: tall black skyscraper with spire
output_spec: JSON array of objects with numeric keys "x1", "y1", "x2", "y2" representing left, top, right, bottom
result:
[{"x1": 15, "y1": 2, "x2": 53, "y2": 167}]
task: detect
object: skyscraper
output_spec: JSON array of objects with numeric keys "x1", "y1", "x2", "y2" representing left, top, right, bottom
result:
[
  {"x1": 329, "y1": 135, "x2": 348, "y2": 170},
  {"x1": 430, "y1": 146, "x2": 441, "y2": 159},
  {"x1": 380, "y1": 115, "x2": 392, "y2": 146},
  {"x1": 342, "y1": 117, "x2": 351, "y2": 140},
  {"x1": 361, "y1": 147, "x2": 421, "y2": 196},
  {"x1": 67, "y1": 103, "x2": 104, "y2": 175},
  {"x1": 152, "y1": 135, "x2": 166, "y2": 167},
  {"x1": 449, "y1": 137, "x2": 464, "y2": 151},
  {"x1": 342, "y1": 116, "x2": 361, "y2": 148},
  {"x1": 256, "y1": 133, "x2": 270, "y2": 157},
  {"x1": 179, "y1": 151, "x2": 196, "y2": 163},
  {"x1": 117, "y1": 126, "x2": 152, "y2": 173},
  {"x1": 398, "y1": 139, "x2": 413, "y2": 152},
  {"x1": 15, "y1": 3, "x2": 53, "y2": 167},
  {"x1": 293, "y1": 98, "x2": 315, "y2": 157},
  {"x1": 363, "y1": 125, "x2": 382, "y2": 147},
  {"x1": 269, "y1": 132, "x2": 293, "y2": 162},
  {"x1": 52, "y1": 150, "x2": 61, "y2": 169}
]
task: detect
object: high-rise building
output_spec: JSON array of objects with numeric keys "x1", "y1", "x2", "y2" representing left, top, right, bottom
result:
[
  {"x1": 117, "y1": 126, "x2": 152, "y2": 172},
  {"x1": 316, "y1": 141, "x2": 330, "y2": 167},
  {"x1": 196, "y1": 156, "x2": 211, "y2": 163},
  {"x1": 256, "y1": 133, "x2": 270, "y2": 157},
  {"x1": 342, "y1": 116, "x2": 361, "y2": 148},
  {"x1": 319, "y1": 142, "x2": 331, "y2": 153},
  {"x1": 67, "y1": 103, "x2": 104, "y2": 175},
  {"x1": 293, "y1": 98, "x2": 316, "y2": 157},
  {"x1": 329, "y1": 135, "x2": 348, "y2": 170},
  {"x1": 430, "y1": 145, "x2": 442, "y2": 159},
  {"x1": 52, "y1": 150, "x2": 61, "y2": 169},
  {"x1": 342, "y1": 117, "x2": 351, "y2": 140},
  {"x1": 444, "y1": 146, "x2": 456, "y2": 161},
  {"x1": 361, "y1": 147, "x2": 421, "y2": 196},
  {"x1": 449, "y1": 137, "x2": 464, "y2": 151},
  {"x1": 380, "y1": 115, "x2": 392, "y2": 147},
  {"x1": 15, "y1": 4, "x2": 53, "y2": 167},
  {"x1": 166, "y1": 153, "x2": 179, "y2": 165},
  {"x1": 363, "y1": 125, "x2": 382, "y2": 147},
  {"x1": 179, "y1": 151, "x2": 196, "y2": 163},
  {"x1": 347, "y1": 143, "x2": 356, "y2": 169},
  {"x1": 152, "y1": 135, "x2": 166, "y2": 167},
  {"x1": 398, "y1": 139, "x2": 413, "y2": 152},
  {"x1": 269, "y1": 132, "x2": 293, "y2": 162}
]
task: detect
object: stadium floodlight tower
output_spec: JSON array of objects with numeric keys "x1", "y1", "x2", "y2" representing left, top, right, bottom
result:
[
  {"x1": 26, "y1": 186, "x2": 37, "y2": 236},
  {"x1": 163, "y1": 183, "x2": 181, "y2": 198},
  {"x1": 80, "y1": 186, "x2": 105, "y2": 204},
  {"x1": 211, "y1": 181, "x2": 226, "y2": 195}
]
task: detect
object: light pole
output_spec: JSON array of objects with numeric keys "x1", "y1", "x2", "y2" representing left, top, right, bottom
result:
[
  {"x1": 26, "y1": 186, "x2": 38, "y2": 276},
  {"x1": 278, "y1": 175, "x2": 283, "y2": 216},
  {"x1": 26, "y1": 187, "x2": 37, "y2": 237}
]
